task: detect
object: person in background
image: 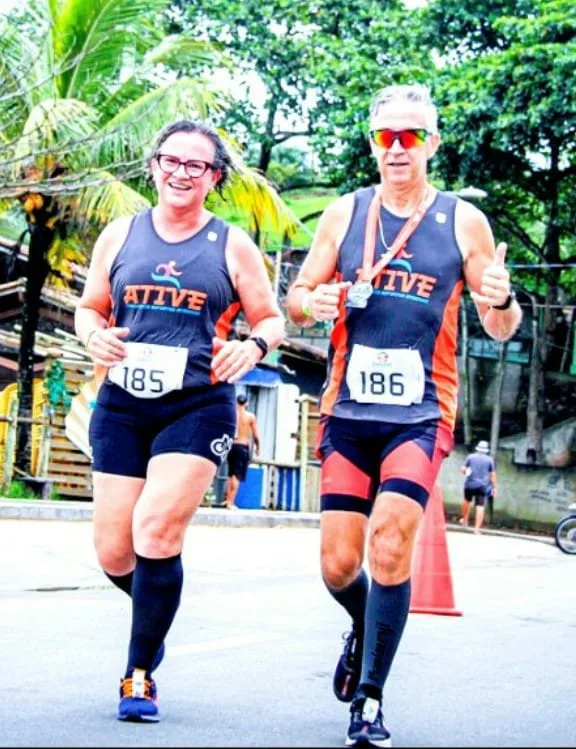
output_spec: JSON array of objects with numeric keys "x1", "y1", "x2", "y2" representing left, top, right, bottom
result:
[
  {"x1": 285, "y1": 83, "x2": 521, "y2": 747},
  {"x1": 225, "y1": 392, "x2": 261, "y2": 509},
  {"x1": 75, "y1": 119, "x2": 284, "y2": 723},
  {"x1": 460, "y1": 439, "x2": 497, "y2": 533}
]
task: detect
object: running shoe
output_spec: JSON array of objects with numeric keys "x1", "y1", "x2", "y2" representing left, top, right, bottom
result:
[
  {"x1": 345, "y1": 696, "x2": 391, "y2": 748},
  {"x1": 117, "y1": 669, "x2": 160, "y2": 722},
  {"x1": 333, "y1": 627, "x2": 362, "y2": 702}
]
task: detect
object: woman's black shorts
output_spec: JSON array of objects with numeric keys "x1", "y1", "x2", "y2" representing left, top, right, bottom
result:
[{"x1": 89, "y1": 382, "x2": 236, "y2": 478}]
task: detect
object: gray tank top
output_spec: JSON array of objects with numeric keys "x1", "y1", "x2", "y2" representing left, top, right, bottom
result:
[{"x1": 109, "y1": 209, "x2": 240, "y2": 390}]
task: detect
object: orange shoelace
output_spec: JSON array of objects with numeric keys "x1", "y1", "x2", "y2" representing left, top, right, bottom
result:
[{"x1": 120, "y1": 676, "x2": 154, "y2": 700}]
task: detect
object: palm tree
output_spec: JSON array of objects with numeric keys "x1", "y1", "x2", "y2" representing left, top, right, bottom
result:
[{"x1": 0, "y1": 0, "x2": 301, "y2": 474}]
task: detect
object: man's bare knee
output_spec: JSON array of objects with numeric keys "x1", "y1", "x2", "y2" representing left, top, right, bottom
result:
[{"x1": 322, "y1": 549, "x2": 363, "y2": 590}]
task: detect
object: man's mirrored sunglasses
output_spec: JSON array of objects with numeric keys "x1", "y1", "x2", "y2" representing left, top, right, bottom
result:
[{"x1": 370, "y1": 128, "x2": 429, "y2": 150}]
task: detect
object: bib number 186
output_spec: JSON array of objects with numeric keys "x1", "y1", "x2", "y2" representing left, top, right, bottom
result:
[
  {"x1": 346, "y1": 345, "x2": 425, "y2": 406},
  {"x1": 360, "y1": 371, "x2": 405, "y2": 398}
]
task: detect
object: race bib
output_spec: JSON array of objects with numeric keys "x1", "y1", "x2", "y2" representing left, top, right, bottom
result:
[
  {"x1": 346, "y1": 345, "x2": 425, "y2": 406},
  {"x1": 108, "y1": 342, "x2": 187, "y2": 399}
]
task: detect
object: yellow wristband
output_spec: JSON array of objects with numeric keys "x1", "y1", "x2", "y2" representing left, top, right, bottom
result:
[{"x1": 301, "y1": 293, "x2": 313, "y2": 319}]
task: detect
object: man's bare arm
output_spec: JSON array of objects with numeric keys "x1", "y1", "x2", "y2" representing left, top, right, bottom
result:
[
  {"x1": 457, "y1": 201, "x2": 522, "y2": 342},
  {"x1": 250, "y1": 414, "x2": 261, "y2": 455},
  {"x1": 285, "y1": 195, "x2": 354, "y2": 327}
]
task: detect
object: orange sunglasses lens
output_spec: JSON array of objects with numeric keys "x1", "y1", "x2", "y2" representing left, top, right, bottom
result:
[{"x1": 370, "y1": 129, "x2": 428, "y2": 149}]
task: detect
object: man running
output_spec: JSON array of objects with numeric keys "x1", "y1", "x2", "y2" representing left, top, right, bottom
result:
[{"x1": 285, "y1": 83, "x2": 521, "y2": 747}]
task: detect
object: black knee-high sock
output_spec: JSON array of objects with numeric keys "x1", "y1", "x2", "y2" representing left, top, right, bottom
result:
[
  {"x1": 105, "y1": 571, "x2": 133, "y2": 597},
  {"x1": 359, "y1": 579, "x2": 411, "y2": 701},
  {"x1": 126, "y1": 554, "x2": 183, "y2": 676},
  {"x1": 326, "y1": 569, "x2": 369, "y2": 638}
]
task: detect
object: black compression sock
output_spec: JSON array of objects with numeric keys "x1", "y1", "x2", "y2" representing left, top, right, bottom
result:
[
  {"x1": 126, "y1": 553, "x2": 183, "y2": 676},
  {"x1": 105, "y1": 570, "x2": 133, "y2": 597},
  {"x1": 326, "y1": 568, "x2": 369, "y2": 637},
  {"x1": 359, "y1": 579, "x2": 411, "y2": 697}
]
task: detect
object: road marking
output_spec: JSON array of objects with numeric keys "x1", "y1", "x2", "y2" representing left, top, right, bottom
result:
[{"x1": 167, "y1": 632, "x2": 286, "y2": 656}]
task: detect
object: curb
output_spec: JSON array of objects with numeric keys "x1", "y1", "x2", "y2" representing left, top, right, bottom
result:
[
  {"x1": 0, "y1": 499, "x2": 321, "y2": 529},
  {"x1": 0, "y1": 498, "x2": 556, "y2": 545}
]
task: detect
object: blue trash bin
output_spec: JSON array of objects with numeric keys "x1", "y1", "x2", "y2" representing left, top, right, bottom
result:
[{"x1": 235, "y1": 464, "x2": 264, "y2": 509}]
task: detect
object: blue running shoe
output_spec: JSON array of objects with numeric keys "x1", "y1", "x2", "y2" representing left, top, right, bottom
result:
[
  {"x1": 151, "y1": 642, "x2": 165, "y2": 673},
  {"x1": 333, "y1": 627, "x2": 362, "y2": 702},
  {"x1": 118, "y1": 669, "x2": 160, "y2": 722},
  {"x1": 345, "y1": 696, "x2": 391, "y2": 748}
]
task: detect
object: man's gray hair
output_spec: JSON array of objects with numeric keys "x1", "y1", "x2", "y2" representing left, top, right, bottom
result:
[{"x1": 369, "y1": 84, "x2": 439, "y2": 133}]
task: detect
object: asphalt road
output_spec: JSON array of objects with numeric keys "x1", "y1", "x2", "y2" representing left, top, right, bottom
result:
[{"x1": 0, "y1": 516, "x2": 574, "y2": 748}]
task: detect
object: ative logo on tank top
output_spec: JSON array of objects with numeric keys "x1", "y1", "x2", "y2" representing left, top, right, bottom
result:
[
  {"x1": 371, "y1": 254, "x2": 438, "y2": 304},
  {"x1": 121, "y1": 260, "x2": 208, "y2": 316}
]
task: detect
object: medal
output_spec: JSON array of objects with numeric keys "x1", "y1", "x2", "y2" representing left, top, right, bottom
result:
[{"x1": 346, "y1": 281, "x2": 373, "y2": 309}]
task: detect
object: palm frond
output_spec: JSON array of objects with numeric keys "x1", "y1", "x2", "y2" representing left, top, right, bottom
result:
[
  {"x1": 0, "y1": 19, "x2": 39, "y2": 133},
  {"x1": 47, "y1": 235, "x2": 89, "y2": 286},
  {"x1": 13, "y1": 98, "x2": 99, "y2": 175},
  {"x1": 0, "y1": 203, "x2": 28, "y2": 241},
  {"x1": 95, "y1": 77, "x2": 229, "y2": 167},
  {"x1": 70, "y1": 171, "x2": 150, "y2": 229},
  {"x1": 214, "y1": 170, "x2": 303, "y2": 241},
  {"x1": 52, "y1": 0, "x2": 170, "y2": 99},
  {"x1": 143, "y1": 36, "x2": 220, "y2": 69}
]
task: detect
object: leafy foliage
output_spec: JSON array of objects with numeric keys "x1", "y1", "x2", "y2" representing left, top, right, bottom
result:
[{"x1": 424, "y1": 0, "x2": 576, "y2": 299}]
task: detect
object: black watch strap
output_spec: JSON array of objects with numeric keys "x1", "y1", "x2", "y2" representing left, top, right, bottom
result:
[
  {"x1": 492, "y1": 289, "x2": 516, "y2": 311},
  {"x1": 249, "y1": 336, "x2": 268, "y2": 358}
]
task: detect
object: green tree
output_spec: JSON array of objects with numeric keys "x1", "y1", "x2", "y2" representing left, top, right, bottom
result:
[
  {"x1": 306, "y1": 1, "x2": 432, "y2": 192},
  {"x1": 0, "y1": 0, "x2": 300, "y2": 475},
  {"x1": 181, "y1": 0, "x2": 317, "y2": 178},
  {"x1": 423, "y1": 0, "x2": 576, "y2": 460}
]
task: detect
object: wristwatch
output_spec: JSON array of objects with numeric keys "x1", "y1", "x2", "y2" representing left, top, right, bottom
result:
[
  {"x1": 248, "y1": 336, "x2": 268, "y2": 359},
  {"x1": 492, "y1": 289, "x2": 516, "y2": 311}
]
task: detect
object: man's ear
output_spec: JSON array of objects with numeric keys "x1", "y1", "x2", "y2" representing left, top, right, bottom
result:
[{"x1": 427, "y1": 132, "x2": 441, "y2": 160}]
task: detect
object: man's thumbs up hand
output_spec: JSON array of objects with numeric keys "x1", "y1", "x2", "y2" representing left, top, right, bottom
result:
[{"x1": 470, "y1": 242, "x2": 513, "y2": 309}]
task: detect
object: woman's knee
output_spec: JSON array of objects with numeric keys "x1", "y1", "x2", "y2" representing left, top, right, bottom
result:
[
  {"x1": 133, "y1": 506, "x2": 186, "y2": 557},
  {"x1": 94, "y1": 534, "x2": 135, "y2": 575}
]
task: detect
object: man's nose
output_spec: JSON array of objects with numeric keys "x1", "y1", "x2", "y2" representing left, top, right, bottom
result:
[{"x1": 389, "y1": 137, "x2": 405, "y2": 153}]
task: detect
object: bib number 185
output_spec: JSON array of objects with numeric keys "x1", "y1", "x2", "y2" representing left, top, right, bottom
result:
[
  {"x1": 122, "y1": 367, "x2": 164, "y2": 394},
  {"x1": 107, "y1": 342, "x2": 187, "y2": 399}
]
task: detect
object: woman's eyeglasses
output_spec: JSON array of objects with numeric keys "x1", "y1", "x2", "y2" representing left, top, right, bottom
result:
[
  {"x1": 156, "y1": 154, "x2": 215, "y2": 178},
  {"x1": 370, "y1": 129, "x2": 429, "y2": 150}
]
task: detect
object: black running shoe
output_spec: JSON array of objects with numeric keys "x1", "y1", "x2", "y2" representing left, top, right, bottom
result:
[
  {"x1": 345, "y1": 696, "x2": 391, "y2": 748},
  {"x1": 333, "y1": 627, "x2": 362, "y2": 702}
]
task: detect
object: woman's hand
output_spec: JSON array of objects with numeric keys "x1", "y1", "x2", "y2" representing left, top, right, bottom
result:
[
  {"x1": 85, "y1": 327, "x2": 130, "y2": 367},
  {"x1": 211, "y1": 338, "x2": 263, "y2": 383}
]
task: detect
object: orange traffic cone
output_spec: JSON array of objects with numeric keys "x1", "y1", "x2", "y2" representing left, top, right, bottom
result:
[{"x1": 410, "y1": 484, "x2": 462, "y2": 616}]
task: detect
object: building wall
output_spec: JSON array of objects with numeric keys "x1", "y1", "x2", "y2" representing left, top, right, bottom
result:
[{"x1": 438, "y1": 446, "x2": 575, "y2": 531}]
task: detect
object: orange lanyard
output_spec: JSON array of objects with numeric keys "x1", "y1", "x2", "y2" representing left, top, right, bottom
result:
[{"x1": 357, "y1": 186, "x2": 433, "y2": 283}]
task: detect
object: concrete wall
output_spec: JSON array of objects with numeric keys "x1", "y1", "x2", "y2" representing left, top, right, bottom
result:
[
  {"x1": 438, "y1": 446, "x2": 575, "y2": 531},
  {"x1": 302, "y1": 447, "x2": 574, "y2": 532}
]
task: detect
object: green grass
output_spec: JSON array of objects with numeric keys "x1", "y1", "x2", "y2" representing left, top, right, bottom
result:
[
  {"x1": 2, "y1": 480, "x2": 61, "y2": 500},
  {"x1": 283, "y1": 188, "x2": 338, "y2": 247},
  {"x1": 3, "y1": 481, "x2": 38, "y2": 499},
  {"x1": 216, "y1": 187, "x2": 339, "y2": 252}
]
